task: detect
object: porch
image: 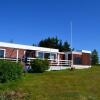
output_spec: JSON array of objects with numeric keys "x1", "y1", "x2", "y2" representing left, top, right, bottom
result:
[
  {"x1": 0, "y1": 48, "x2": 91, "y2": 70},
  {"x1": 0, "y1": 49, "x2": 72, "y2": 67}
]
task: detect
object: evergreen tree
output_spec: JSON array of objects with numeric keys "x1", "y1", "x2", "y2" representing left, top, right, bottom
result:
[
  {"x1": 38, "y1": 37, "x2": 71, "y2": 52},
  {"x1": 91, "y1": 49, "x2": 99, "y2": 65},
  {"x1": 62, "y1": 41, "x2": 71, "y2": 52}
]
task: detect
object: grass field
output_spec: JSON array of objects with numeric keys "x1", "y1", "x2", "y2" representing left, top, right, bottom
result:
[{"x1": 0, "y1": 66, "x2": 100, "y2": 100}]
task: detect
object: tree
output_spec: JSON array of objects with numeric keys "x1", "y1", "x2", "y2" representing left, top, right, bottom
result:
[
  {"x1": 62, "y1": 41, "x2": 71, "y2": 52},
  {"x1": 32, "y1": 43, "x2": 37, "y2": 46},
  {"x1": 58, "y1": 40, "x2": 63, "y2": 52},
  {"x1": 38, "y1": 37, "x2": 71, "y2": 52},
  {"x1": 91, "y1": 49, "x2": 99, "y2": 65}
]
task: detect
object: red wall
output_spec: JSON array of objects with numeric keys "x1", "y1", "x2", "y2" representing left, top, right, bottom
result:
[
  {"x1": 73, "y1": 54, "x2": 82, "y2": 65},
  {"x1": 82, "y1": 53, "x2": 91, "y2": 65},
  {"x1": 68, "y1": 53, "x2": 91, "y2": 65},
  {"x1": 59, "y1": 54, "x2": 65, "y2": 60},
  {"x1": 0, "y1": 47, "x2": 25, "y2": 59}
]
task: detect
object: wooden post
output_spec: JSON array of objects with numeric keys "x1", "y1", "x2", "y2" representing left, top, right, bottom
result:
[
  {"x1": 16, "y1": 49, "x2": 19, "y2": 62},
  {"x1": 35, "y1": 51, "x2": 38, "y2": 58},
  {"x1": 57, "y1": 53, "x2": 60, "y2": 66}
]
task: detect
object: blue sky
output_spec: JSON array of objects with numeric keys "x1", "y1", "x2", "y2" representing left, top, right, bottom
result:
[{"x1": 0, "y1": 0, "x2": 100, "y2": 54}]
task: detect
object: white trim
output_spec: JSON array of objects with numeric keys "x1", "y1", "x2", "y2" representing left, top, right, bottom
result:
[
  {"x1": 57, "y1": 54, "x2": 60, "y2": 65},
  {"x1": 50, "y1": 53, "x2": 56, "y2": 60},
  {"x1": 48, "y1": 65, "x2": 91, "y2": 71},
  {"x1": 73, "y1": 65, "x2": 91, "y2": 69},
  {"x1": 35, "y1": 51, "x2": 38, "y2": 57},
  {"x1": 82, "y1": 50, "x2": 91, "y2": 54},
  {"x1": 16, "y1": 49, "x2": 19, "y2": 62},
  {"x1": 0, "y1": 48, "x2": 6, "y2": 58},
  {"x1": 24, "y1": 50, "x2": 26, "y2": 58},
  {"x1": 66, "y1": 51, "x2": 82, "y2": 55},
  {"x1": 43, "y1": 52, "x2": 44, "y2": 60},
  {"x1": 0, "y1": 42, "x2": 59, "y2": 53},
  {"x1": 4, "y1": 49, "x2": 6, "y2": 58},
  {"x1": 58, "y1": 52, "x2": 66, "y2": 54},
  {"x1": 72, "y1": 51, "x2": 82, "y2": 55},
  {"x1": 66, "y1": 50, "x2": 91, "y2": 55}
]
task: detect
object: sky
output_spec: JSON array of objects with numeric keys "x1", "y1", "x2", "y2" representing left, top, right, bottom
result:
[{"x1": 0, "y1": 0, "x2": 100, "y2": 55}]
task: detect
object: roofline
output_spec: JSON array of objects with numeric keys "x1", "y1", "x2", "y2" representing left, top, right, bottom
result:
[
  {"x1": 81, "y1": 50, "x2": 91, "y2": 53},
  {"x1": 0, "y1": 42, "x2": 59, "y2": 53},
  {"x1": 65, "y1": 50, "x2": 91, "y2": 54},
  {"x1": 66, "y1": 51, "x2": 82, "y2": 55}
]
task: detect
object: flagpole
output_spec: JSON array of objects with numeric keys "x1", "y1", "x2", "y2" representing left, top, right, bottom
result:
[
  {"x1": 71, "y1": 21, "x2": 72, "y2": 52},
  {"x1": 70, "y1": 21, "x2": 73, "y2": 68}
]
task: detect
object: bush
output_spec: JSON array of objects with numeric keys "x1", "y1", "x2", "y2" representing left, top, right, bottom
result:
[
  {"x1": 30, "y1": 59, "x2": 49, "y2": 73},
  {"x1": 0, "y1": 60, "x2": 23, "y2": 83}
]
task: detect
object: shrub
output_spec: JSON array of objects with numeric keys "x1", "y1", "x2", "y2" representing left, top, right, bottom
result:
[
  {"x1": 30, "y1": 59, "x2": 49, "y2": 73},
  {"x1": 0, "y1": 60, "x2": 23, "y2": 83}
]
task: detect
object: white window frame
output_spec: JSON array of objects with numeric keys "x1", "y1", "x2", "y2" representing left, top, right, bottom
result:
[{"x1": 0, "y1": 48, "x2": 6, "y2": 58}]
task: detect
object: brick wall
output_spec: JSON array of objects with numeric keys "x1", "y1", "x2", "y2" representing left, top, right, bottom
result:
[
  {"x1": 0, "y1": 47, "x2": 25, "y2": 59},
  {"x1": 59, "y1": 54, "x2": 65, "y2": 60},
  {"x1": 82, "y1": 53, "x2": 91, "y2": 65},
  {"x1": 68, "y1": 53, "x2": 91, "y2": 65},
  {"x1": 73, "y1": 54, "x2": 82, "y2": 65}
]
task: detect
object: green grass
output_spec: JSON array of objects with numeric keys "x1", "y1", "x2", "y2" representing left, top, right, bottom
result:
[{"x1": 0, "y1": 66, "x2": 100, "y2": 100}]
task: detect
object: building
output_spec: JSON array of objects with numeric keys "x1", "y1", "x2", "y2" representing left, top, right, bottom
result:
[{"x1": 0, "y1": 42, "x2": 91, "y2": 70}]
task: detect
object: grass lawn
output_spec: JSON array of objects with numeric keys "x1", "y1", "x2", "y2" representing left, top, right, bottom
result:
[{"x1": 0, "y1": 66, "x2": 100, "y2": 100}]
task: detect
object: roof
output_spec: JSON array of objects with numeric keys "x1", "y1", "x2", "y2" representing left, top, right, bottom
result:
[
  {"x1": 0, "y1": 42, "x2": 59, "y2": 53},
  {"x1": 64, "y1": 50, "x2": 91, "y2": 54},
  {"x1": 76, "y1": 50, "x2": 91, "y2": 54},
  {"x1": 81, "y1": 50, "x2": 91, "y2": 53}
]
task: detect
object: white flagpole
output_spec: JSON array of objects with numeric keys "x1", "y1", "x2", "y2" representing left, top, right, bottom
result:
[
  {"x1": 71, "y1": 21, "x2": 72, "y2": 51},
  {"x1": 70, "y1": 21, "x2": 73, "y2": 68}
]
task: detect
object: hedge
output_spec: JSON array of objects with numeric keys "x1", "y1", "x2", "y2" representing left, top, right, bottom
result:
[
  {"x1": 0, "y1": 60, "x2": 23, "y2": 83},
  {"x1": 30, "y1": 59, "x2": 49, "y2": 73}
]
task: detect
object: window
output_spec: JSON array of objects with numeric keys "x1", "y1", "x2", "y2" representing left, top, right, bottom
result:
[
  {"x1": 38, "y1": 52, "x2": 44, "y2": 59},
  {"x1": 68, "y1": 54, "x2": 72, "y2": 60},
  {"x1": 50, "y1": 53, "x2": 56, "y2": 60},
  {"x1": 25, "y1": 50, "x2": 36, "y2": 58},
  {"x1": 0, "y1": 49, "x2": 5, "y2": 58},
  {"x1": 74, "y1": 57, "x2": 82, "y2": 65},
  {"x1": 44, "y1": 53, "x2": 50, "y2": 59}
]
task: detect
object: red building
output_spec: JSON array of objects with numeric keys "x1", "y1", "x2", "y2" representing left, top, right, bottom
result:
[{"x1": 0, "y1": 42, "x2": 91, "y2": 70}]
